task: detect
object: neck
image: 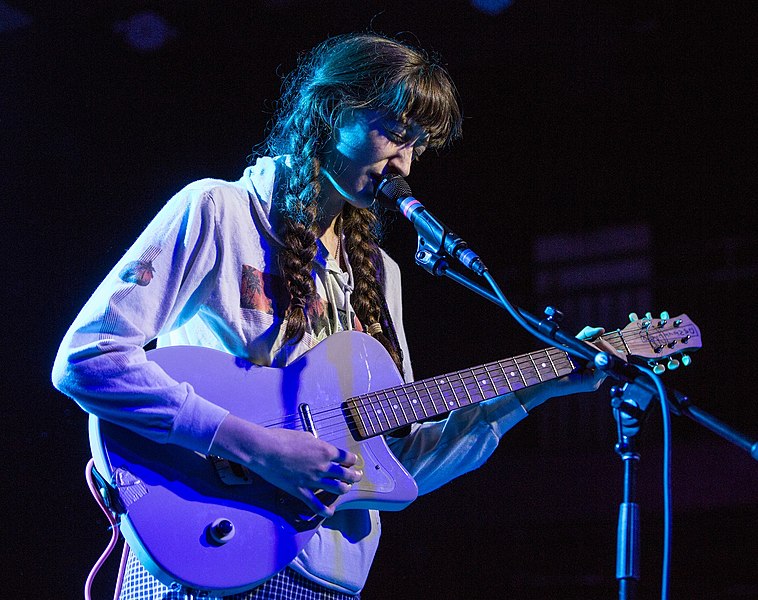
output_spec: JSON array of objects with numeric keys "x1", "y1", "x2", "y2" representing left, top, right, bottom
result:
[
  {"x1": 317, "y1": 173, "x2": 348, "y2": 255},
  {"x1": 318, "y1": 209, "x2": 343, "y2": 259}
]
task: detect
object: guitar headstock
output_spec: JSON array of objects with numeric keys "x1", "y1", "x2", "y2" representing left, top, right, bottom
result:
[{"x1": 606, "y1": 312, "x2": 701, "y2": 374}]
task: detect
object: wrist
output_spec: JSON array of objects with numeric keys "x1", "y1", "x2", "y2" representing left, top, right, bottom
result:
[{"x1": 513, "y1": 387, "x2": 547, "y2": 413}]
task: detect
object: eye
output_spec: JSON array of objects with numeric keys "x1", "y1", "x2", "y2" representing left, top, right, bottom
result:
[
  {"x1": 412, "y1": 143, "x2": 426, "y2": 161},
  {"x1": 384, "y1": 125, "x2": 407, "y2": 144}
]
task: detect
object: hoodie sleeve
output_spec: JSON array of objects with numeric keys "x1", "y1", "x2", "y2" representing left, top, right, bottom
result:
[{"x1": 51, "y1": 183, "x2": 230, "y2": 454}]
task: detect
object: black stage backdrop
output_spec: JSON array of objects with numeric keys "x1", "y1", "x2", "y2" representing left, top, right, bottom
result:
[{"x1": 3, "y1": 2, "x2": 756, "y2": 598}]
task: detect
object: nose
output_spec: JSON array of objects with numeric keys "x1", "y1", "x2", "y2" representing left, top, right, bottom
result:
[{"x1": 388, "y1": 143, "x2": 414, "y2": 178}]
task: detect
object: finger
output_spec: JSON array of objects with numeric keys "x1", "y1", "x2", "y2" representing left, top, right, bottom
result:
[
  {"x1": 326, "y1": 463, "x2": 363, "y2": 484},
  {"x1": 317, "y1": 478, "x2": 354, "y2": 496},
  {"x1": 576, "y1": 325, "x2": 605, "y2": 341},
  {"x1": 592, "y1": 338, "x2": 619, "y2": 355},
  {"x1": 333, "y1": 447, "x2": 358, "y2": 467},
  {"x1": 298, "y1": 488, "x2": 335, "y2": 518}
]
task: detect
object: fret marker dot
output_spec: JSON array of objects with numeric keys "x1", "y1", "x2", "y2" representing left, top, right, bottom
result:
[
  {"x1": 541, "y1": 362, "x2": 547, "y2": 368},
  {"x1": 510, "y1": 372, "x2": 517, "y2": 377},
  {"x1": 393, "y1": 404, "x2": 399, "y2": 409}
]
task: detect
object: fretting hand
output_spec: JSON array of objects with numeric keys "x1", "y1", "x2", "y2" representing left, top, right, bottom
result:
[{"x1": 514, "y1": 324, "x2": 614, "y2": 412}]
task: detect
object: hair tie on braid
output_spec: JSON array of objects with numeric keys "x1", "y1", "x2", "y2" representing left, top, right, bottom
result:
[
  {"x1": 366, "y1": 322, "x2": 383, "y2": 336},
  {"x1": 290, "y1": 297, "x2": 307, "y2": 311}
]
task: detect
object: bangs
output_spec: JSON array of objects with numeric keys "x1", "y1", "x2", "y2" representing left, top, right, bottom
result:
[{"x1": 376, "y1": 65, "x2": 462, "y2": 149}]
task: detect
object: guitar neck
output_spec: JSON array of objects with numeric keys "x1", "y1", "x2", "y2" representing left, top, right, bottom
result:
[{"x1": 346, "y1": 331, "x2": 628, "y2": 440}]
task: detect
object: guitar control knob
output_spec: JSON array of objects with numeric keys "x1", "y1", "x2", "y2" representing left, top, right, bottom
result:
[{"x1": 208, "y1": 518, "x2": 235, "y2": 545}]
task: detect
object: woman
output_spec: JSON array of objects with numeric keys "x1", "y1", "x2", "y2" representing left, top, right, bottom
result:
[{"x1": 53, "y1": 32, "x2": 605, "y2": 599}]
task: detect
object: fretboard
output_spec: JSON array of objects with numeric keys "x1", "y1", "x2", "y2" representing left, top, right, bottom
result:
[{"x1": 346, "y1": 345, "x2": 579, "y2": 440}]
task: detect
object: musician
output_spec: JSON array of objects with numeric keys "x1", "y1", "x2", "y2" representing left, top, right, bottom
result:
[{"x1": 53, "y1": 32, "x2": 607, "y2": 599}]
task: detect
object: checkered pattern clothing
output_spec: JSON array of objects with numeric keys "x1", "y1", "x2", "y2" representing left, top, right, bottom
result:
[{"x1": 119, "y1": 548, "x2": 360, "y2": 599}]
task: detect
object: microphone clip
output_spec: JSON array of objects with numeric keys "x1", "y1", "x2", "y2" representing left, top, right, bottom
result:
[{"x1": 414, "y1": 237, "x2": 450, "y2": 277}]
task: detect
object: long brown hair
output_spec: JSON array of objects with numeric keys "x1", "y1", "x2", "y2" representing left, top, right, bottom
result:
[{"x1": 260, "y1": 32, "x2": 462, "y2": 374}]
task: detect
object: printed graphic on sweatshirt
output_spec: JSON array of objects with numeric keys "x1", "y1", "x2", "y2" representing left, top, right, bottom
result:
[
  {"x1": 240, "y1": 264, "x2": 288, "y2": 316},
  {"x1": 119, "y1": 245, "x2": 161, "y2": 286},
  {"x1": 240, "y1": 264, "x2": 362, "y2": 337}
]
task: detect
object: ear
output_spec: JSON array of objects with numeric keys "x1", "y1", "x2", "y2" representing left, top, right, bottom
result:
[
  {"x1": 332, "y1": 108, "x2": 357, "y2": 142},
  {"x1": 330, "y1": 108, "x2": 353, "y2": 142}
]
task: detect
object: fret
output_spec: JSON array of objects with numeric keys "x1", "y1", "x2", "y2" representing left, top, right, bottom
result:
[
  {"x1": 358, "y1": 395, "x2": 377, "y2": 437},
  {"x1": 495, "y1": 360, "x2": 514, "y2": 393},
  {"x1": 412, "y1": 384, "x2": 429, "y2": 418},
  {"x1": 421, "y1": 378, "x2": 444, "y2": 414},
  {"x1": 345, "y1": 399, "x2": 369, "y2": 439},
  {"x1": 470, "y1": 367, "x2": 486, "y2": 401},
  {"x1": 447, "y1": 372, "x2": 463, "y2": 403},
  {"x1": 544, "y1": 349, "x2": 560, "y2": 379},
  {"x1": 458, "y1": 370, "x2": 474, "y2": 404},
  {"x1": 486, "y1": 363, "x2": 507, "y2": 396},
  {"x1": 432, "y1": 376, "x2": 456, "y2": 411},
  {"x1": 401, "y1": 386, "x2": 420, "y2": 422},
  {"x1": 513, "y1": 358, "x2": 527, "y2": 390},
  {"x1": 548, "y1": 347, "x2": 575, "y2": 375},
  {"x1": 527, "y1": 353, "x2": 543, "y2": 382},
  {"x1": 515, "y1": 355, "x2": 541, "y2": 386},
  {"x1": 530, "y1": 350, "x2": 557, "y2": 382},
  {"x1": 481, "y1": 364, "x2": 501, "y2": 398},
  {"x1": 443, "y1": 375, "x2": 464, "y2": 408},
  {"x1": 393, "y1": 388, "x2": 411, "y2": 426},
  {"x1": 500, "y1": 358, "x2": 525, "y2": 391},
  {"x1": 383, "y1": 389, "x2": 405, "y2": 428},
  {"x1": 370, "y1": 393, "x2": 393, "y2": 432},
  {"x1": 409, "y1": 381, "x2": 430, "y2": 417}
]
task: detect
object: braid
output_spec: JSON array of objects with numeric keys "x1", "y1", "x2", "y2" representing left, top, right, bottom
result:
[
  {"x1": 277, "y1": 115, "x2": 323, "y2": 345},
  {"x1": 256, "y1": 32, "x2": 462, "y2": 359},
  {"x1": 342, "y1": 204, "x2": 404, "y2": 377}
]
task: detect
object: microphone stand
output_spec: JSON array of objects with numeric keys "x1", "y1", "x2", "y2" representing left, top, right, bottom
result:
[
  {"x1": 412, "y1": 236, "x2": 758, "y2": 600},
  {"x1": 413, "y1": 237, "x2": 758, "y2": 458}
]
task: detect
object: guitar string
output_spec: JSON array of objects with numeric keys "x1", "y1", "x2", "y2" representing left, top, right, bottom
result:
[
  {"x1": 261, "y1": 344, "x2": 579, "y2": 428},
  {"x1": 271, "y1": 325, "x2": 692, "y2": 438},
  {"x1": 258, "y1": 330, "x2": 633, "y2": 435},
  {"x1": 254, "y1": 329, "x2": 654, "y2": 438}
]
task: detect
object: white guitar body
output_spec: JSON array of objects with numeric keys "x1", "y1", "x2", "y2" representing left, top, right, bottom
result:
[{"x1": 90, "y1": 332, "x2": 417, "y2": 594}]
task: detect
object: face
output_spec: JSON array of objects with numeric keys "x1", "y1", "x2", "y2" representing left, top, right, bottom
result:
[{"x1": 321, "y1": 109, "x2": 428, "y2": 208}]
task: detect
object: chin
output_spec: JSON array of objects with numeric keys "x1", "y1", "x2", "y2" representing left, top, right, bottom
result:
[{"x1": 346, "y1": 194, "x2": 374, "y2": 210}]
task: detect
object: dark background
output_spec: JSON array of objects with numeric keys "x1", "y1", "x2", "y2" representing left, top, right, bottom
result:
[{"x1": 3, "y1": 1, "x2": 756, "y2": 598}]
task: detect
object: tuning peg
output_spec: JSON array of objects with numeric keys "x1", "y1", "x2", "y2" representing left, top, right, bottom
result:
[
  {"x1": 681, "y1": 354, "x2": 692, "y2": 367},
  {"x1": 629, "y1": 312, "x2": 639, "y2": 322},
  {"x1": 645, "y1": 312, "x2": 653, "y2": 319},
  {"x1": 650, "y1": 361, "x2": 666, "y2": 375},
  {"x1": 660, "y1": 311, "x2": 670, "y2": 320},
  {"x1": 667, "y1": 358, "x2": 680, "y2": 370}
]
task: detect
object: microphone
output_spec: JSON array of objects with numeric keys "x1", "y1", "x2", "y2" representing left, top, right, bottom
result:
[{"x1": 374, "y1": 174, "x2": 487, "y2": 275}]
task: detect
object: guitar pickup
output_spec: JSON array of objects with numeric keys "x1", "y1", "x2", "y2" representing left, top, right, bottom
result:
[{"x1": 209, "y1": 455, "x2": 254, "y2": 486}]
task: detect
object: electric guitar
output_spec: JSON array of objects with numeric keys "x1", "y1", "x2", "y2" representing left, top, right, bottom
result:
[{"x1": 90, "y1": 314, "x2": 700, "y2": 594}]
